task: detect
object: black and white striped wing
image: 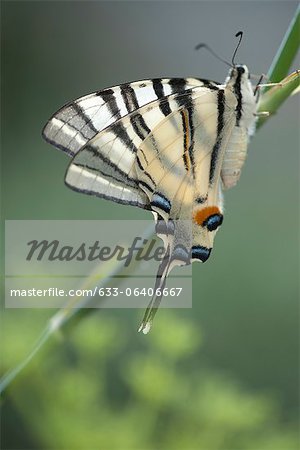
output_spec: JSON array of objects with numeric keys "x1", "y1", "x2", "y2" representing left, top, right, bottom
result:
[
  {"x1": 42, "y1": 78, "x2": 216, "y2": 157},
  {"x1": 43, "y1": 78, "x2": 220, "y2": 209},
  {"x1": 64, "y1": 86, "x2": 219, "y2": 209}
]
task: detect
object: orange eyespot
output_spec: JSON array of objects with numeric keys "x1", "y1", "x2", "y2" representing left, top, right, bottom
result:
[{"x1": 193, "y1": 206, "x2": 221, "y2": 226}]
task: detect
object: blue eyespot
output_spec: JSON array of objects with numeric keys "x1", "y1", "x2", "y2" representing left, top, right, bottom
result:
[
  {"x1": 151, "y1": 193, "x2": 171, "y2": 214},
  {"x1": 203, "y1": 214, "x2": 223, "y2": 231},
  {"x1": 192, "y1": 246, "x2": 211, "y2": 263}
]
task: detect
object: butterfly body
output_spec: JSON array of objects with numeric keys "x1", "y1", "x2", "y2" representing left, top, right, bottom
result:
[
  {"x1": 221, "y1": 65, "x2": 258, "y2": 188},
  {"x1": 42, "y1": 64, "x2": 258, "y2": 332}
]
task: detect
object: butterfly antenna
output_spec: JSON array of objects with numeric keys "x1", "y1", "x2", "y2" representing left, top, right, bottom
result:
[
  {"x1": 232, "y1": 31, "x2": 243, "y2": 66},
  {"x1": 195, "y1": 43, "x2": 232, "y2": 68}
]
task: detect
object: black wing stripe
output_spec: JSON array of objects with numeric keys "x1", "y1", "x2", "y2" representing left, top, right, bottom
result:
[
  {"x1": 121, "y1": 84, "x2": 153, "y2": 142},
  {"x1": 138, "y1": 180, "x2": 154, "y2": 194},
  {"x1": 209, "y1": 89, "x2": 225, "y2": 183},
  {"x1": 54, "y1": 110, "x2": 95, "y2": 143},
  {"x1": 180, "y1": 110, "x2": 190, "y2": 171},
  {"x1": 97, "y1": 89, "x2": 138, "y2": 153},
  {"x1": 84, "y1": 144, "x2": 135, "y2": 180},
  {"x1": 136, "y1": 155, "x2": 144, "y2": 171},
  {"x1": 96, "y1": 89, "x2": 121, "y2": 120},
  {"x1": 44, "y1": 137, "x2": 73, "y2": 156},
  {"x1": 120, "y1": 84, "x2": 139, "y2": 111},
  {"x1": 130, "y1": 113, "x2": 151, "y2": 142},
  {"x1": 187, "y1": 106, "x2": 195, "y2": 177},
  {"x1": 71, "y1": 162, "x2": 138, "y2": 188},
  {"x1": 143, "y1": 170, "x2": 156, "y2": 187},
  {"x1": 65, "y1": 180, "x2": 151, "y2": 210},
  {"x1": 152, "y1": 79, "x2": 172, "y2": 116},
  {"x1": 196, "y1": 79, "x2": 220, "y2": 91},
  {"x1": 177, "y1": 92, "x2": 196, "y2": 176},
  {"x1": 169, "y1": 78, "x2": 187, "y2": 95},
  {"x1": 72, "y1": 102, "x2": 99, "y2": 135},
  {"x1": 109, "y1": 122, "x2": 139, "y2": 154}
]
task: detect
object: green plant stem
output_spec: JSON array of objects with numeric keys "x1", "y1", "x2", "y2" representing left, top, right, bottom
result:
[
  {"x1": 266, "y1": 4, "x2": 300, "y2": 84},
  {"x1": 257, "y1": 70, "x2": 300, "y2": 129},
  {"x1": 256, "y1": 5, "x2": 300, "y2": 128}
]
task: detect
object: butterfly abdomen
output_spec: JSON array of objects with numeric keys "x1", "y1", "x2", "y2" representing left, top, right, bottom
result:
[
  {"x1": 221, "y1": 65, "x2": 257, "y2": 189},
  {"x1": 221, "y1": 126, "x2": 248, "y2": 189}
]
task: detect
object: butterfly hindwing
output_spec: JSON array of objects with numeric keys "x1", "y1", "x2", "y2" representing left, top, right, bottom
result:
[{"x1": 65, "y1": 149, "x2": 150, "y2": 209}]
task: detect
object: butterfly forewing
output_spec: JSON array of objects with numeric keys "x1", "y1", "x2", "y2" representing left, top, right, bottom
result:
[
  {"x1": 42, "y1": 78, "x2": 216, "y2": 157},
  {"x1": 64, "y1": 87, "x2": 217, "y2": 208}
]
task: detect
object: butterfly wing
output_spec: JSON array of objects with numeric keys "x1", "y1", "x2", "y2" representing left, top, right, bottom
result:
[
  {"x1": 42, "y1": 78, "x2": 215, "y2": 157},
  {"x1": 43, "y1": 78, "x2": 219, "y2": 209},
  {"x1": 64, "y1": 86, "x2": 218, "y2": 208}
]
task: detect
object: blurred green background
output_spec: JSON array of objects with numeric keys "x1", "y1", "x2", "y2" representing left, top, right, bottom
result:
[{"x1": 1, "y1": 1, "x2": 299, "y2": 449}]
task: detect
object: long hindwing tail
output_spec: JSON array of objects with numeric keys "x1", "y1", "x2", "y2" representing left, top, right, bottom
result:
[
  {"x1": 138, "y1": 245, "x2": 171, "y2": 334},
  {"x1": 136, "y1": 107, "x2": 202, "y2": 333},
  {"x1": 138, "y1": 167, "x2": 194, "y2": 333}
]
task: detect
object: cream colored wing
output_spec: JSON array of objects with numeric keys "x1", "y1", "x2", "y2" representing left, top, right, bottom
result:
[{"x1": 64, "y1": 88, "x2": 214, "y2": 209}]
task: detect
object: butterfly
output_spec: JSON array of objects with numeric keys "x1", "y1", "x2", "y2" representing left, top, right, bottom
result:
[{"x1": 42, "y1": 32, "x2": 261, "y2": 333}]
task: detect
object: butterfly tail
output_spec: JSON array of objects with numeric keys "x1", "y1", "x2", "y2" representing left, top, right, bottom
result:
[{"x1": 138, "y1": 247, "x2": 171, "y2": 334}]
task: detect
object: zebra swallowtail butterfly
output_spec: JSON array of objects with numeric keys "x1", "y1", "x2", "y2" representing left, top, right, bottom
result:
[{"x1": 42, "y1": 32, "x2": 261, "y2": 334}]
